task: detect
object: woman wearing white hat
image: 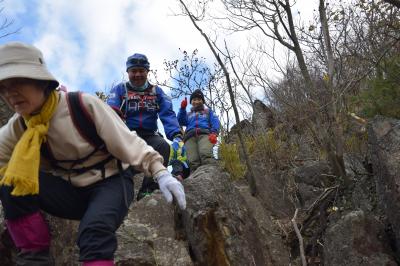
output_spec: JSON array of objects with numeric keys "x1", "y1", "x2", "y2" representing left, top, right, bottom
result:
[{"x1": 0, "y1": 42, "x2": 186, "y2": 266}]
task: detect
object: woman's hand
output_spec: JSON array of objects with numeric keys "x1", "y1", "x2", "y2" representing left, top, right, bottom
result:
[{"x1": 156, "y1": 171, "x2": 186, "y2": 210}]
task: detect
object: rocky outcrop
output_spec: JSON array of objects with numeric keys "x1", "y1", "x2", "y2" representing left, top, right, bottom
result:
[
  {"x1": 291, "y1": 161, "x2": 333, "y2": 209},
  {"x1": 324, "y1": 210, "x2": 397, "y2": 266},
  {"x1": 252, "y1": 100, "x2": 275, "y2": 132},
  {"x1": 225, "y1": 119, "x2": 253, "y2": 143},
  {"x1": 368, "y1": 116, "x2": 400, "y2": 253},
  {"x1": 227, "y1": 100, "x2": 276, "y2": 142},
  {"x1": 234, "y1": 178, "x2": 291, "y2": 266},
  {"x1": 252, "y1": 166, "x2": 295, "y2": 219}
]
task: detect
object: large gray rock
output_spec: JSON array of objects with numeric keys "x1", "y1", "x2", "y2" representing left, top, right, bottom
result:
[
  {"x1": 47, "y1": 216, "x2": 80, "y2": 265},
  {"x1": 324, "y1": 210, "x2": 396, "y2": 266},
  {"x1": 252, "y1": 165, "x2": 295, "y2": 219},
  {"x1": 351, "y1": 174, "x2": 378, "y2": 214},
  {"x1": 292, "y1": 161, "x2": 332, "y2": 188},
  {"x1": 181, "y1": 164, "x2": 271, "y2": 265},
  {"x1": 115, "y1": 192, "x2": 192, "y2": 266},
  {"x1": 368, "y1": 116, "x2": 400, "y2": 249},
  {"x1": 291, "y1": 161, "x2": 333, "y2": 209},
  {"x1": 235, "y1": 180, "x2": 291, "y2": 266}
]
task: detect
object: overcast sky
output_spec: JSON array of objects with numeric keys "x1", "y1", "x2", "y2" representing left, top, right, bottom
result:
[
  {"x1": 1, "y1": 0, "x2": 214, "y2": 95},
  {"x1": 1, "y1": 0, "x2": 318, "y2": 97}
]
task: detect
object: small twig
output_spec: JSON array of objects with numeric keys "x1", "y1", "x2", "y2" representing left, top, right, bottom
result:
[
  {"x1": 301, "y1": 185, "x2": 339, "y2": 234},
  {"x1": 320, "y1": 174, "x2": 338, "y2": 178},
  {"x1": 251, "y1": 255, "x2": 256, "y2": 266},
  {"x1": 292, "y1": 208, "x2": 307, "y2": 266},
  {"x1": 306, "y1": 185, "x2": 339, "y2": 213},
  {"x1": 275, "y1": 219, "x2": 289, "y2": 239}
]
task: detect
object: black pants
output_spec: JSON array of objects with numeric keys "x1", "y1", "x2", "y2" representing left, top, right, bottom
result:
[
  {"x1": 0, "y1": 169, "x2": 134, "y2": 261},
  {"x1": 170, "y1": 159, "x2": 190, "y2": 179},
  {"x1": 136, "y1": 132, "x2": 170, "y2": 199}
]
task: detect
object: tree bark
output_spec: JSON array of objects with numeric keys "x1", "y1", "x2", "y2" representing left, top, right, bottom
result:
[{"x1": 319, "y1": 0, "x2": 348, "y2": 185}]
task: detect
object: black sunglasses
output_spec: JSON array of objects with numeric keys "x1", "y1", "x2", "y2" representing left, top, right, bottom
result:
[{"x1": 129, "y1": 58, "x2": 148, "y2": 65}]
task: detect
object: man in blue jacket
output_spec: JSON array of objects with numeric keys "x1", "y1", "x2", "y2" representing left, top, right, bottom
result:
[{"x1": 107, "y1": 53, "x2": 183, "y2": 200}]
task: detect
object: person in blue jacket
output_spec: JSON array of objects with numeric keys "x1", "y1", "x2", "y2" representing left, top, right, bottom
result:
[
  {"x1": 178, "y1": 89, "x2": 220, "y2": 171},
  {"x1": 107, "y1": 53, "x2": 183, "y2": 200}
]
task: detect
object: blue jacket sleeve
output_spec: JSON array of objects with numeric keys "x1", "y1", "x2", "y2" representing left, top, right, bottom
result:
[
  {"x1": 107, "y1": 83, "x2": 123, "y2": 110},
  {"x1": 156, "y1": 86, "x2": 181, "y2": 140},
  {"x1": 209, "y1": 110, "x2": 220, "y2": 134},
  {"x1": 177, "y1": 108, "x2": 188, "y2": 127}
]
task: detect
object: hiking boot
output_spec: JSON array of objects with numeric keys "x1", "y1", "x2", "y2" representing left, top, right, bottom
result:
[{"x1": 137, "y1": 176, "x2": 159, "y2": 201}]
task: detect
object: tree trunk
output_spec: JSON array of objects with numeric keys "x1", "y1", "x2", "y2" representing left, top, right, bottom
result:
[
  {"x1": 179, "y1": 0, "x2": 258, "y2": 195},
  {"x1": 319, "y1": 0, "x2": 348, "y2": 185}
]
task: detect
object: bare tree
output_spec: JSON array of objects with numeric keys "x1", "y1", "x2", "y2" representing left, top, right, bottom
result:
[
  {"x1": 219, "y1": 0, "x2": 351, "y2": 183},
  {"x1": 159, "y1": 49, "x2": 216, "y2": 98},
  {"x1": 174, "y1": 0, "x2": 399, "y2": 188},
  {"x1": 0, "y1": 1, "x2": 19, "y2": 39},
  {"x1": 0, "y1": 2, "x2": 20, "y2": 125},
  {"x1": 217, "y1": 0, "x2": 399, "y2": 184},
  {"x1": 156, "y1": 48, "x2": 235, "y2": 133},
  {"x1": 178, "y1": 0, "x2": 258, "y2": 196}
]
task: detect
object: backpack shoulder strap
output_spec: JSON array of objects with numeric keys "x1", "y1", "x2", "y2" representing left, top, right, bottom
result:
[{"x1": 66, "y1": 91, "x2": 104, "y2": 148}]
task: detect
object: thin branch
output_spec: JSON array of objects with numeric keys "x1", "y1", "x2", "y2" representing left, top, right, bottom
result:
[{"x1": 291, "y1": 208, "x2": 307, "y2": 266}]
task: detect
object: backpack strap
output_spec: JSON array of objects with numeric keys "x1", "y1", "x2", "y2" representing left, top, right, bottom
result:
[
  {"x1": 67, "y1": 91, "x2": 104, "y2": 148},
  {"x1": 121, "y1": 83, "x2": 159, "y2": 117},
  {"x1": 41, "y1": 91, "x2": 113, "y2": 178}
]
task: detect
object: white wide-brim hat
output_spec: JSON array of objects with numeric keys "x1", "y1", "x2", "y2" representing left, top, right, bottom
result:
[{"x1": 0, "y1": 42, "x2": 59, "y2": 90}]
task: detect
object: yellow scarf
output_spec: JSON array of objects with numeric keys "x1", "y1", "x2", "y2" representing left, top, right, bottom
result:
[{"x1": 0, "y1": 90, "x2": 59, "y2": 196}]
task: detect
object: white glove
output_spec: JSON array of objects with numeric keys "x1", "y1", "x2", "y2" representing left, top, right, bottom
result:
[{"x1": 156, "y1": 171, "x2": 186, "y2": 210}]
